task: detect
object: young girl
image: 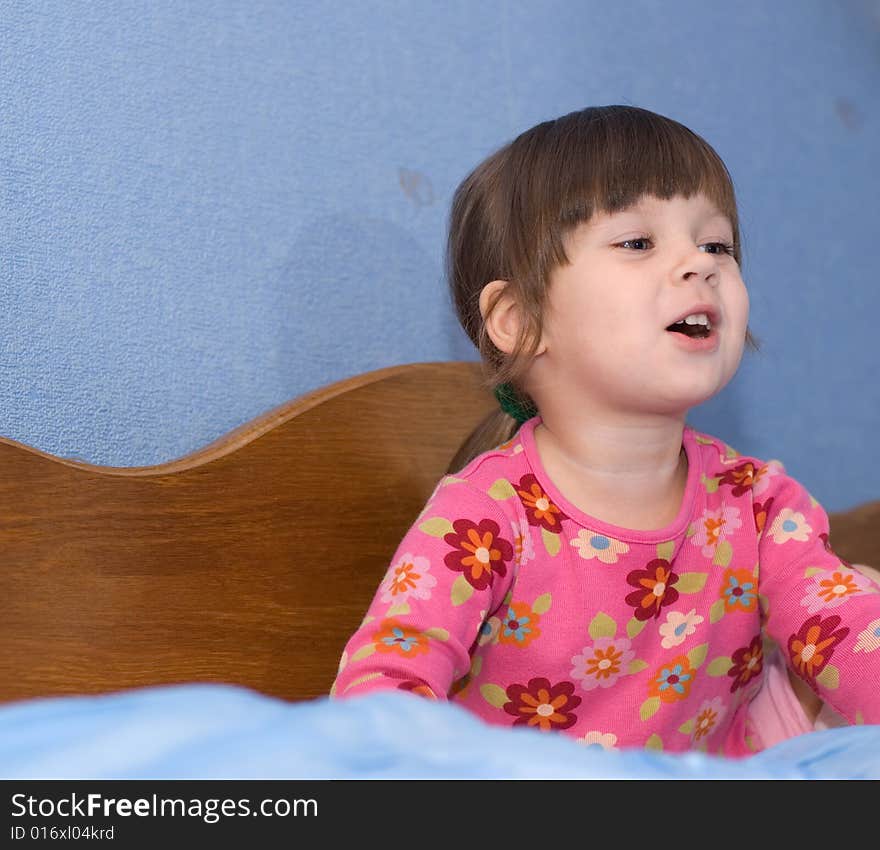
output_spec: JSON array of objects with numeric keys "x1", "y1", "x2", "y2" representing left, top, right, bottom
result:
[{"x1": 332, "y1": 105, "x2": 880, "y2": 756}]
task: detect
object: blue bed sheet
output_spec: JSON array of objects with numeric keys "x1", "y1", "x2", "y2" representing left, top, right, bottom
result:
[{"x1": 1, "y1": 684, "x2": 877, "y2": 779}]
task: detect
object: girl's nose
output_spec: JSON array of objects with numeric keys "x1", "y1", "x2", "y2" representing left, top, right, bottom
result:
[{"x1": 676, "y1": 246, "x2": 719, "y2": 286}]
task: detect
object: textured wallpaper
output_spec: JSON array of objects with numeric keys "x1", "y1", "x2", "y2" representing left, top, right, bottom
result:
[{"x1": 0, "y1": 0, "x2": 878, "y2": 511}]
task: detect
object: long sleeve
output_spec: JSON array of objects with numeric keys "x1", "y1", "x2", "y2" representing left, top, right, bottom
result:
[
  {"x1": 758, "y1": 466, "x2": 880, "y2": 724},
  {"x1": 331, "y1": 475, "x2": 520, "y2": 701}
]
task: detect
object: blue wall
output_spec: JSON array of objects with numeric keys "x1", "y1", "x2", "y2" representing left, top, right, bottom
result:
[{"x1": 1, "y1": 0, "x2": 878, "y2": 512}]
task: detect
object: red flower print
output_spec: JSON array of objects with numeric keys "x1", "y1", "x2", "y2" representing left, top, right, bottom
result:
[
  {"x1": 727, "y1": 634, "x2": 764, "y2": 692},
  {"x1": 625, "y1": 559, "x2": 680, "y2": 621},
  {"x1": 515, "y1": 474, "x2": 566, "y2": 531},
  {"x1": 788, "y1": 614, "x2": 849, "y2": 683},
  {"x1": 503, "y1": 677, "x2": 581, "y2": 731},
  {"x1": 443, "y1": 518, "x2": 512, "y2": 590},
  {"x1": 719, "y1": 462, "x2": 766, "y2": 497},
  {"x1": 396, "y1": 680, "x2": 438, "y2": 699},
  {"x1": 818, "y1": 533, "x2": 853, "y2": 569},
  {"x1": 753, "y1": 497, "x2": 775, "y2": 536}
]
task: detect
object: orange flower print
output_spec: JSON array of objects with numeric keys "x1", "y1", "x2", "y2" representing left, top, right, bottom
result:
[
  {"x1": 719, "y1": 568, "x2": 758, "y2": 612},
  {"x1": 379, "y1": 553, "x2": 437, "y2": 604},
  {"x1": 692, "y1": 697, "x2": 726, "y2": 743},
  {"x1": 503, "y1": 677, "x2": 581, "y2": 731},
  {"x1": 800, "y1": 569, "x2": 873, "y2": 615},
  {"x1": 570, "y1": 637, "x2": 635, "y2": 690},
  {"x1": 727, "y1": 634, "x2": 764, "y2": 693},
  {"x1": 788, "y1": 614, "x2": 849, "y2": 683},
  {"x1": 648, "y1": 655, "x2": 695, "y2": 703},
  {"x1": 753, "y1": 497, "x2": 775, "y2": 536},
  {"x1": 625, "y1": 559, "x2": 680, "y2": 621},
  {"x1": 691, "y1": 506, "x2": 742, "y2": 558},
  {"x1": 372, "y1": 619, "x2": 430, "y2": 658},
  {"x1": 718, "y1": 462, "x2": 764, "y2": 497},
  {"x1": 719, "y1": 460, "x2": 779, "y2": 497},
  {"x1": 443, "y1": 518, "x2": 512, "y2": 590},
  {"x1": 498, "y1": 601, "x2": 541, "y2": 647},
  {"x1": 511, "y1": 518, "x2": 536, "y2": 566},
  {"x1": 515, "y1": 474, "x2": 566, "y2": 531}
]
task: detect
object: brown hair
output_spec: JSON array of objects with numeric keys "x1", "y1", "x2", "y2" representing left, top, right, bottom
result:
[{"x1": 446, "y1": 104, "x2": 759, "y2": 473}]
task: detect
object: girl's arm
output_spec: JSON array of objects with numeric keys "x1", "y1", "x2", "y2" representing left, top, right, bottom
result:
[
  {"x1": 759, "y1": 471, "x2": 880, "y2": 725},
  {"x1": 331, "y1": 477, "x2": 519, "y2": 700}
]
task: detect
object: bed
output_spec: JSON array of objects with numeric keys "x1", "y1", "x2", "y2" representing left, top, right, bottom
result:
[{"x1": 2, "y1": 361, "x2": 879, "y2": 779}]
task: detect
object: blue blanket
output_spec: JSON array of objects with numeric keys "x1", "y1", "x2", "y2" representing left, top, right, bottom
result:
[{"x1": 1, "y1": 684, "x2": 877, "y2": 779}]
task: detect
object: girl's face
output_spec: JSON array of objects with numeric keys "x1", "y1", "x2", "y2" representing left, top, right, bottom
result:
[{"x1": 530, "y1": 193, "x2": 749, "y2": 418}]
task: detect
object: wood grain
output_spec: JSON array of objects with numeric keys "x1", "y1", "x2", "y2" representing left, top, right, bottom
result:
[{"x1": 0, "y1": 361, "x2": 495, "y2": 704}]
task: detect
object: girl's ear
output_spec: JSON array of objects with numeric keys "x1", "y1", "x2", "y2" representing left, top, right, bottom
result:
[
  {"x1": 479, "y1": 280, "x2": 519, "y2": 355},
  {"x1": 479, "y1": 280, "x2": 546, "y2": 357}
]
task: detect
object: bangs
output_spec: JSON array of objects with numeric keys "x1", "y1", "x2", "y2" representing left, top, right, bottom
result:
[{"x1": 524, "y1": 106, "x2": 741, "y2": 267}]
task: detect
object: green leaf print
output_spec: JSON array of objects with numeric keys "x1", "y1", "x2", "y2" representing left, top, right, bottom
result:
[
  {"x1": 687, "y1": 643, "x2": 709, "y2": 669},
  {"x1": 640, "y1": 697, "x2": 661, "y2": 721},
  {"x1": 712, "y1": 540, "x2": 732, "y2": 567},
  {"x1": 385, "y1": 602, "x2": 411, "y2": 618},
  {"x1": 674, "y1": 572, "x2": 708, "y2": 593},
  {"x1": 532, "y1": 593, "x2": 552, "y2": 615},
  {"x1": 678, "y1": 718, "x2": 695, "y2": 735},
  {"x1": 627, "y1": 660, "x2": 649, "y2": 675},
  {"x1": 645, "y1": 734, "x2": 663, "y2": 751},
  {"x1": 342, "y1": 672, "x2": 382, "y2": 694},
  {"x1": 423, "y1": 627, "x2": 450, "y2": 641},
  {"x1": 706, "y1": 656, "x2": 733, "y2": 676},
  {"x1": 480, "y1": 683, "x2": 509, "y2": 708},
  {"x1": 351, "y1": 644, "x2": 377, "y2": 662},
  {"x1": 488, "y1": 478, "x2": 517, "y2": 500},
  {"x1": 588, "y1": 612, "x2": 617, "y2": 639},
  {"x1": 804, "y1": 566, "x2": 825, "y2": 578},
  {"x1": 419, "y1": 517, "x2": 455, "y2": 537},
  {"x1": 701, "y1": 474, "x2": 721, "y2": 494},
  {"x1": 451, "y1": 575, "x2": 474, "y2": 606},
  {"x1": 627, "y1": 617, "x2": 647, "y2": 639},
  {"x1": 816, "y1": 663, "x2": 840, "y2": 690},
  {"x1": 656, "y1": 540, "x2": 675, "y2": 561},
  {"x1": 709, "y1": 598, "x2": 726, "y2": 623},
  {"x1": 541, "y1": 526, "x2": 561, "y2": 556}
]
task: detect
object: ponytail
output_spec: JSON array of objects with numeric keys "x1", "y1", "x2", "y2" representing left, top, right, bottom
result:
[{"x1": 446, "y1": 408, "x2": 521, "y2": 474}]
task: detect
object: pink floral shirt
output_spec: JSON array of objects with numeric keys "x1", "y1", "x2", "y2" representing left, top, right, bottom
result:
[{"x1": 332, "y1": 419, "x2": 880, "y2": 756}]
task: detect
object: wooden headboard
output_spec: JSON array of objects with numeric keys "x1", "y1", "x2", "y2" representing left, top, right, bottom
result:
[{"x1": 1, "y1": 360, "x2": 877, "y2": 705}]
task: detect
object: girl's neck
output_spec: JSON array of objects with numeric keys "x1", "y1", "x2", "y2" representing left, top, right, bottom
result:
[{"x1": 532, "y1": 416, "x2": 689, "y2": 531}]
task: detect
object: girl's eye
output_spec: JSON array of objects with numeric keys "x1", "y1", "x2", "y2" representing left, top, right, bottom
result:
[
  {"x1": 701, "y1": 242, "x2": 736, "y2": 256},
  {"x1": 618, "y1": 237, "x2": 652, "y2": 250}
]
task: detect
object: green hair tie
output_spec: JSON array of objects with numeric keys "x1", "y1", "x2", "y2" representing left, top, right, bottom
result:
[{"x1": 493, "y1": 383, "x2": 538, "y2": 425}]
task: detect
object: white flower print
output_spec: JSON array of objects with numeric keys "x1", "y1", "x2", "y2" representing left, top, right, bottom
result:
[
  {"x1": 854, "y1": 618, "x2": 880, "y2": 653},
  {"x1": 659, "y1": 608, "x2": 705, "y2": 649},
  {"x1": 570, "y1": 531, "x2": 630, "y2": 564},
  {"x1": 578, "y1": 731, "x2": 618, "y2": 750},
  {"x1": 768, "y1": 508, "x2": 812, "y2": 544}
]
